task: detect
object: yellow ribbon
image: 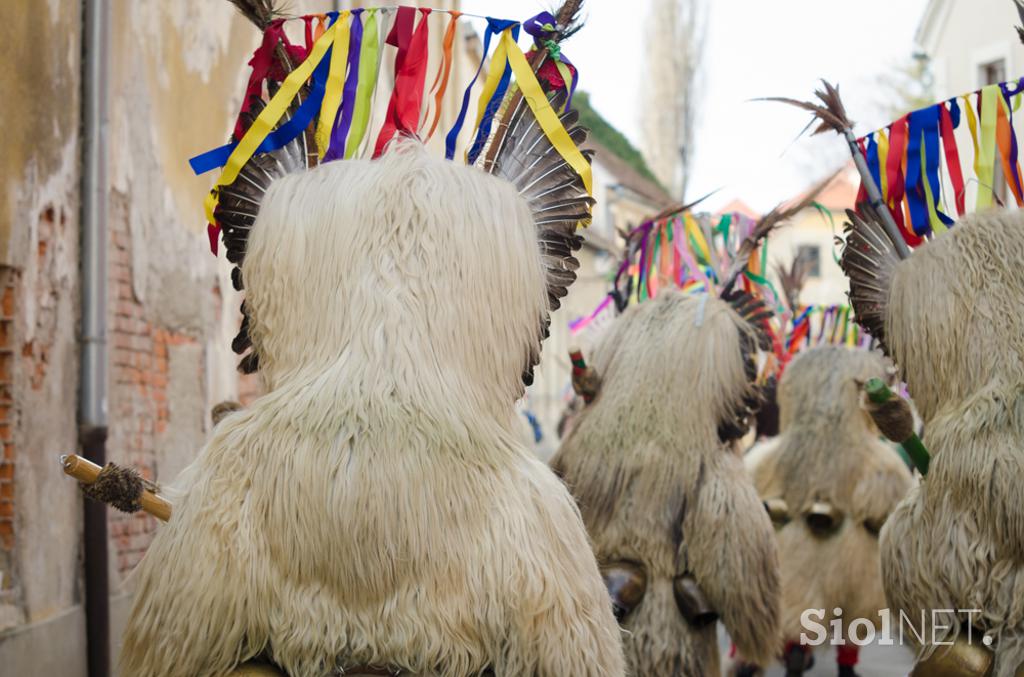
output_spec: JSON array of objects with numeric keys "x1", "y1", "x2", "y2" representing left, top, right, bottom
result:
[
  {"x1": 876, "y1": 128, "x2": 890, "y2": 202},
  {"x1": 345, "y1": 9, "x2": 382, "y2": 159},
  {"x1": 976, "y1": 85, "x2": 999, "y2": 209},
  {"x1": 204, "y1": 22, "x2": 339, "y2": 225},
  {"x1": 472, "y1": 27, "x2": 513, "y2": 138},
  {"x1": 921, "y1": 139, "x2": 947, "y2": 234},
  {"x1": 683, "y1": 212, "x2": 711, "y2": 263},
  {"x1": 504, "y1": 30, "x2": 593, "y2": 199},
  {"x1": 315, "y1": 10, "x2": 351, "y2": 159}
]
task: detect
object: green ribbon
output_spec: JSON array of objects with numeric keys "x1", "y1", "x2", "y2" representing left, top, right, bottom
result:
[{"x1": 344, "y1": 9, "x2": 382, "y2": 159}]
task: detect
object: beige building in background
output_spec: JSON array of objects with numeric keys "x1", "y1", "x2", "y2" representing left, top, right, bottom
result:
[
  {"x1": 762, "y1": 166, "x2": 860, "y2": 309},
  {"x1": 916, "y1": 0, "x2": 1024, "y2": 210}
]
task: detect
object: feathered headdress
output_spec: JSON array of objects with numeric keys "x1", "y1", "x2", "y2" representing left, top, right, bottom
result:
[
  {"x1": 192, "y1": 1, "x2": 594, "y2": 377},
  {"x1": 773, "y1": 79, "x2": 1024, "y2": 354},
  {"x1": 608, "y1": 177, "x2": 831, "y2": 352}
]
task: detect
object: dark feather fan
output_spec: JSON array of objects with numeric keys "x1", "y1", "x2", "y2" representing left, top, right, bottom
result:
[
  {"x1": 214, "y1": 0, "x2": 593, "y2": 383},
  {"x1": 487, "y1": 89, "x2": 592, "y2": 385},
  {"x1": 840, "y1": 201, "x2": 902, "y2": 355},
  {"x1": 215, "y1": 95, "x2": 311, "y2": 373},
  {"x1": 482, "y1": 1, "x2": 593, "y2": 385},
  {"x1": 488, "y1": 89, "x2": 593, "y2": 313},
  {"x1": 722, "y1": 289, "x2": 773, "y2": 351}
]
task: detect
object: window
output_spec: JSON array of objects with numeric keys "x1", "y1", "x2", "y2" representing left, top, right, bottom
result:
[
  {"x1": 796, "y1": 244, "x2": 821, "y2": 278},
  {"x1": 978, "y1": 58, "x2": 1008, "y2": 205},
  {"x1": 979, "y1": 58, "x2": 1006, "y2": 86}
]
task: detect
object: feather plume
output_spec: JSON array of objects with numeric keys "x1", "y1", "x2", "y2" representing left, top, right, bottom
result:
[
  {"x1": 775, "y1": 258, "x2": 810, "y2": 314},
  {"x1": 839, "y1": 202, "x2": 901, "y2": 355},
  {"x1": 759, "y1": 80, "x2": 853, "y2": 137},
  {"x1": 227, "y1": 0, "x2": 281, "y2": 30},
  {"x1": 552, "y1": 0, "x2": 585, "y2": 41},
  {"x1": 1015, "y1": 0, "x2": 1024, "y2": 44},
  {"x1": 720, "y1": 172, "x2": 835, "y2": 296}
]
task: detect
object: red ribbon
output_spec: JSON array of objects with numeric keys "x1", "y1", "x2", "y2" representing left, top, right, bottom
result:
[
  {"x1": 233, "y1": 20, "x2": 310, "y2": 141},
  {"x1": 939, "y1": 103, "x2": 966, "y2": 216},
  {"x1": 883, "y1": 116, "x2": 923, "y2": 247},
  {"x1": 207, "y1": 223, "x2": 220, "y2": 256},
  {"x1": 373, "y1": 7, "x2": 432, "y2": 157}
]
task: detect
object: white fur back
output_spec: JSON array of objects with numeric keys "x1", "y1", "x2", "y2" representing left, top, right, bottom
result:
[{"x1": 119, "y1": 142, "x2": 624, "y2": 677}]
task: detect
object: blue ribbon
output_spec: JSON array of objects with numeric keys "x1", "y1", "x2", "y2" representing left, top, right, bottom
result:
[
  {"x1": 189, "y1": 12, "x2": 340, "y2": 175},
  {"x1": 921, "y1": 104, "x2": 954, "y2": 227},
  {"x1": 444, "y1": 17, "x2": 517, "y2": 160},
  {"x1": 904, "y1": 109, "x2": 929, "y2": 236},
  {"x1": 866, "y1": 132, "x2": 881, "y2": 190},
  {"x1": 946, "y1": 96, "x2": 961, "y2": 128},
  {"x1": 467, "y1": 23, "x2": 520, "y2": 164}
]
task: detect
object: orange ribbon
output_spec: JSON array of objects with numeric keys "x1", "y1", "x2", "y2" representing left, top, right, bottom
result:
[{"x1": 425, "y1": 11, "x2": 461, "y2": 140}]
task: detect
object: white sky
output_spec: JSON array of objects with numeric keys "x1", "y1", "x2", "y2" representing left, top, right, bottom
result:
[{"x1": 461, "y1": 0, "x2": 930, "y2": 210}]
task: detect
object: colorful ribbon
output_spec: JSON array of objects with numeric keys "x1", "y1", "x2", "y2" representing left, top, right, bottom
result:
[
  {"x1": 198, "y1": 14, "x2": 340, "y2": 230},
  {"x1": 856, "y1": 76, "x2": 1024, "y2": 239},
  {"x1": 373, "y1": 7, "x2": 432, "y2": 157},
  {"x1": 322, "y1": 9, "x2": 364, "y2": 162}
]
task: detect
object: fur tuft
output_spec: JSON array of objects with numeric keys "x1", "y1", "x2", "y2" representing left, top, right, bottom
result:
[
  {"x1": 553, "y1": 290, "x2": 781, "y2": 672},
  {"x1": 879, "y1": 208, "x2": 1024, "y2": 675},
  {"x1": 119, "y1": 140, "x2": 625, "y2": 677}
]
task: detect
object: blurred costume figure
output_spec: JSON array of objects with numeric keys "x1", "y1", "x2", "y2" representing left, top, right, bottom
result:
[
  {"x1": 746, "y1": 345, "x2": 913, "y2": 676},
  {"x1": 552, "y1": 289, "x2": 781, "y2": 676},
  {"x1": 843, "y1": 205, "x2": 1024, "y2": 676}
]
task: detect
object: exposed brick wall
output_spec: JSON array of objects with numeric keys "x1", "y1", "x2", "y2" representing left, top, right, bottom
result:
[
  {"x1": 0, "y1": 271, "x2": 17, "y2": 560},
  {"x1": 108, "y1": 207, "x2": 199, "y2": 576},
  {"x1": 0, "y1": 266, "x2": 21, "y2": 615}
]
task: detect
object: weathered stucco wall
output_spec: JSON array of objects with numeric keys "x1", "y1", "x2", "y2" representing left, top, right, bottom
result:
[
  {"x1": 0, "y1": 0, "x2": 83, "y2": 640},
  {"x1": 0, "y1": 1, "x2": 332, "y2": 672}
]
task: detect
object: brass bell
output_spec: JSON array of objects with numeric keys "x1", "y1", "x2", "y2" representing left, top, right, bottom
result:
[
  {"x1": 805, "y1": 502, "x2": 843, "y2": 536},
  {"x1": 673, "y1": 574, "x2": 719, "y2": 628},
  {"x1": 910, "y1": 633, "x2": 993, "y2": 677},
  {"x1": 763, "y1": 497, "x2": 791, "y2": 527},
  {"x1": 601, "y1": 561, "x2": 647, "y2": 621}
]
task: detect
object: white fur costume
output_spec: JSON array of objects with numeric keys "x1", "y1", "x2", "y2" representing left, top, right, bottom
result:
[
  {"x1": 551, "y1": 289, "x2": 781, "y2": 676},
  {"x1": 866, "y1": 209, "x2": 1024, "y2": 676},
  {"x1": 119, "y1": 143, "x2": 625, "y2": 677},
  {"x1": 746, "y1": 346, "x2": 913, "y2": 646}
]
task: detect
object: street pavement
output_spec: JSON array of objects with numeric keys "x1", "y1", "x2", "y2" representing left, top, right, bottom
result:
[{"x1": 718, "y1": 626, "x2": 916, "y2": 676}]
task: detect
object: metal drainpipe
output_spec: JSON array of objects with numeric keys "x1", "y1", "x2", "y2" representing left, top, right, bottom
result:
[{"x1": 81, "y1": 0, "x2": 110, "y2": 675}]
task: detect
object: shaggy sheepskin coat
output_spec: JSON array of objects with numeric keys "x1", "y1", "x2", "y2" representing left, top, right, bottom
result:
[
  {"x1": 119, "y1": 143, "x2": 625, "y2": 677},
  {"x1": 551, "y1": 289, "x2": 781, "y2": 676},
  {"x1": 877, "y1": 209, "x2": 1024, "y2": 676},
  {"x1": 746, "y1": 346, "x2": 913, "y2": 644}
]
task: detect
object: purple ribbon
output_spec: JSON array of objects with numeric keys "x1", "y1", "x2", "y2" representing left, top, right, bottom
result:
[
  {"x1": 523, "y1": 10, "x2": 578, "y2": 109},
  {"x1": 323, "y1": 9, "x2": 364, "y2": 162},
  {"x1": 1000, "y1": 81, "x2": 1024, "y2": 200}
]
